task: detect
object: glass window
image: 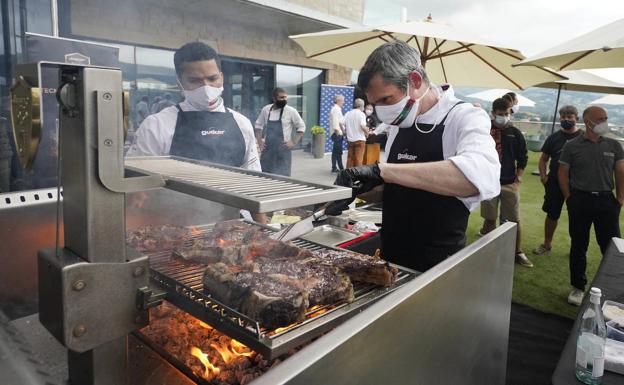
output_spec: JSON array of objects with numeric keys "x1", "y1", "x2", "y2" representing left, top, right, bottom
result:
[{"x1": 25, "y1": 0, "x2": 52, "y2": 35}]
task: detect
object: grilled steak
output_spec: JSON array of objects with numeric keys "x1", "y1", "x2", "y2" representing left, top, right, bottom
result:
[
  {"x1": 203, "y1": 263, "x2": 308, "y2": 329},
  {"x1": 126, "y1": 224, "x2": 192, "y2": 252},
  {"x1": 310, "y1": 249, "x2": 398, "y2": 287},
  {"x1": 251, "y1": 260, "x2": 354, "y2": 306}
]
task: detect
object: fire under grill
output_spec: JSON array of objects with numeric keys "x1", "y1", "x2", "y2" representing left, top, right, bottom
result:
[
  {"x1": 125, "y1": 156, "x2": 353, "y2": 213},
  {"x1": 145, "y1": 222, "x2": 417, "y2": 359}
]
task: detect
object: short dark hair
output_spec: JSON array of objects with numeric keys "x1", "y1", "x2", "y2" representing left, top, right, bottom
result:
[
  {"x1": 492, "y1": 97, "x2": 511, "y2": 112},
  {"x1": 559, "y1": 105, "x2": 578, "y2": 117},
  {"x1": 174, "y1": 42, "x2": 220, "y2": 76},
  {"x1": 273, "y1": 87, "x2": 287, "y2": 98},
  {"x1": 357, "y1": 40, "x2": 428, "y2": 92}
]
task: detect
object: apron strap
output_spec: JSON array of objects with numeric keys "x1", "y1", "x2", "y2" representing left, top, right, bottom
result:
[
  {"x1": 175, "y1": 103, "x2": 183, "y2": 112},
  {"x1": 439, "y1": 101, "x2": 465, "y2": 126}
]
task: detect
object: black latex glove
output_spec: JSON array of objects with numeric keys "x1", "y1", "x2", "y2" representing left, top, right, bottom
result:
[{"x1": 325, "y1": 162, "x2": 384, "y2": 216}]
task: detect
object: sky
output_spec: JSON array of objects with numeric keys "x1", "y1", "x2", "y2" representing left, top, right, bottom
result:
[{"x1": 363, "y1": 0, "x2": 624, "y2": 83}]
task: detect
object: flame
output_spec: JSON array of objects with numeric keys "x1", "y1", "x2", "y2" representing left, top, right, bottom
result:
[
  {"x1": 211, "y1": 339, "x2": 254, "y2": 364},
  {"x1": 217, "y1": 238, "x2": 227, "y2": 246},
  {"x1": 198, "y1": 320, "x2": 212, "y2": 330},
  {"x1": 190, "y1": 347, "x2": 220, "y2": 378},
  {"x1": 190, "y1": 226, "x2": 202, "y2": 237}
]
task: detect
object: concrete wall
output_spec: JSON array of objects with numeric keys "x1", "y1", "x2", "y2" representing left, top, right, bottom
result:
[
  {"x1": 68, "y1": 0, "x2": 363, "y2": 85},
  {"x1": 287, "y1": 0, "x2": 365, "y2": 23}
]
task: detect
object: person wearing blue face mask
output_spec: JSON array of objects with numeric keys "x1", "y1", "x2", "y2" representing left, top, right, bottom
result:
[
  {"x1": 558, "y1": 106, "x2": 624, "y2": 306},
  {"x1": 479, "y1": 98, "x2": 530, "y2": 267},
  {"x1": 326, "y1": 41, "x2": 501, "y2": 273},
  {"x1": 533, "y1": 105, "x2": 582, "y2": 256}
]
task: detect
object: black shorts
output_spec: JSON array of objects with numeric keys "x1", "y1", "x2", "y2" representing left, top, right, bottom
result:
[{"x1": 542, "y1": 176, "x2": 565, "y2": 220}]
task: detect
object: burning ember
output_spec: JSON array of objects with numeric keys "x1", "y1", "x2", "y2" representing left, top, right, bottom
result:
[{"x1": 141, "y1": 302, "x2": 295, "y2": 385}]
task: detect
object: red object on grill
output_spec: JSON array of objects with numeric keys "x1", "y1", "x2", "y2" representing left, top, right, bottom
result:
[{"x1": 336, "y1": 232, "x2": 376, "y2": 249}]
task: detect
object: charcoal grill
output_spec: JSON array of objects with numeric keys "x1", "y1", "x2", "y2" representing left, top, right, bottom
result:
[
  {"x1": 1, "y1": 61, "x2": 518, "y2": 385},
  {"x1": 145, "y1": 223, "x2": 417, "y2": 359}
]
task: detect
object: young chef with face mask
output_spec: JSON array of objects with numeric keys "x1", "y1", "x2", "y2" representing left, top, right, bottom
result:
[
  {"x1": 327, "y1": 41, "x2": 501, "y2": 273},
  {"x1": 558, "y1": 106, "x2": 624, "y2": 306},
  {"x1": 127, "y1": 42, "x2": 265, "y2": 221},
  {"x1": 533, "y1": 105, "x2": 583, "y2": 256},
  {"x1": 479, "y1": 98, "x2": 530, "y2": 267},
  {"x1": 127, "y1": 42, "x2": 260, "y2": 171}
]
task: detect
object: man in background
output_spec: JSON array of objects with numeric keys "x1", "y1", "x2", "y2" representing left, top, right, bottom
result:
[
  {"x1": 135, "y1": 96, "x2": 150, "y2": 126},
  {"x1": 254, "y1": 87, "x2": 305, "y2": 176},
  {"x1": 330, "y1": 94, "x2": 345, "y2": 173},
  {"x1": 344, "y1": 98, "x2": 368, "y2": 167},
  {"x1": 558, "y1": 106, "x2": 623, "y2": 306},
  {"x1": 533, "y1": 105, "x2": 583, "y2": 255},
  {"x1": 480, "y1": 97, "x2": 530, "y2": 267}
]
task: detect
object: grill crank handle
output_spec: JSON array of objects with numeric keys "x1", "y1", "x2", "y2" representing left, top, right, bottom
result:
[{"x1": 137, "y1": 286, "x2": 167, "y2": 310}]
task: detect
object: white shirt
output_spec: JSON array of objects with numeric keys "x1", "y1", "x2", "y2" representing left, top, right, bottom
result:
[
  {"x1": 385, "y1": 84, "x2": 501, "y2": 211},
  {"x1": 329, "y1": 104, "x2": 344, "y2": 136},
  {"x1": 126, "y1": 100, "x2": 261, "y2": 171},
  {"x1": 344, "y1": 108, "x2": 367, "y2": 142},
  {"x1": 254, "y1": 104, "x2": 306, "y2": 141}
]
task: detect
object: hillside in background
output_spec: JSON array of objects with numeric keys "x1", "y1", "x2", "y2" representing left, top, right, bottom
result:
[{"x1": 455, "y1": 86, "x2": 624, "y2": 126}]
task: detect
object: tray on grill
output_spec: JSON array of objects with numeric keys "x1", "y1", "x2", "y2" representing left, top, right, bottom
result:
[
  {"x1": 145, "y1": 222, "x2": 418, "y2": 359},
  {"x1": 125, "y1": 156, "x2": 352, "y2": 213}
]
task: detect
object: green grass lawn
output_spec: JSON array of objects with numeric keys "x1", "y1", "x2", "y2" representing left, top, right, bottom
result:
[{"x1": 464, "y1": 151, "x2": 624, "y2": 319}]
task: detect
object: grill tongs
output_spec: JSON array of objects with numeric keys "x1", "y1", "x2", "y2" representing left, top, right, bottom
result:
[{"x1": 270, "y1": 208, "x2": 325, "y2": 242}]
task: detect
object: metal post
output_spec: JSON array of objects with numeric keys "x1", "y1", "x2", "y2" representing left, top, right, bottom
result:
[
  {"x1": 550, "y1": 83, "x2": 562, "y2": 135},
  {"x1": 50, "y1": 0, "x2": 59, "y2": 37},
  {"x1": 59, "y1": 66, "x2": 127, "y2": 385}
]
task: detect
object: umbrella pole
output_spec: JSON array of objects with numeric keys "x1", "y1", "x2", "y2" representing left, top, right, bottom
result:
[{"x1": 550, "y1": 84, "x2": 562, "y2": 135}]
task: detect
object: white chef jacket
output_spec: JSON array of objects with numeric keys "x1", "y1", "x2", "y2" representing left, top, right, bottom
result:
[
  {"x1": 254, "y1": 104, "x2": 306, "y2": 141},
  {"x1": 344, "y1": 109, "x2": 367, "y2": 142},
  {"x1": 384, "y1": 84, "x2": 501, "y2": 211},
  {"x1": 126, "y1": 100, "x2": 261, "y2": 171}
]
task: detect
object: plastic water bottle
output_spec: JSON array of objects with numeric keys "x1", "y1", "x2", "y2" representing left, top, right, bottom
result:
[{"x1": 575, "y1": 287, "x2": 607, "y2": 384}]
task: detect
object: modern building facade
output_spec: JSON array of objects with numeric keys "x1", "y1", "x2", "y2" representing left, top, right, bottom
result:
[{"x1": 0, "y1": 0, "x2": 365, "y2": 191}]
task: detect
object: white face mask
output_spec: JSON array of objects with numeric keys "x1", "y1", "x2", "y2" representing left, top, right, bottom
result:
[
  {"x1": 365, "y1": 109, "x2": 373, "y2": 116},
  {"x1": 591, "y1": 121, "x2": 609, "y2": 135},
  {"x1": 374, "y1": 83, "x2": 430, "y2": 128},
  {"x1": 181, "y1": 83, "x2": 224, "y2": 111},
  {"x1": 494, "y1": 115, "x2": 509, "y2": 127},
  {"x1": 511, "y1": 104, "x2": 519, "y2": 114}
]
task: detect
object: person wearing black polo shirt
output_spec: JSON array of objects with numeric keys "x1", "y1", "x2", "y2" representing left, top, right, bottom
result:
[
  {"x1": 559, "y1": 106, "x2": 624, "y2": 306},
  {"x1": 533, "y1": 105, "x2": 583, "y2": 255}
]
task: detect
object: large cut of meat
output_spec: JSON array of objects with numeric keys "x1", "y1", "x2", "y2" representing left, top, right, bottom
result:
[
  {"x1": 203, "y1": 263, "x2": 309, "y2": 329},
  {"x1": 250, "y1": 259, "x2": 354, "y2": 306},
  {"x1": 126, "y1": 224, "x2": 192, "y2": 252},
  {"x1": 310, "y1": 249, "x2": 398, "y2": 287}
]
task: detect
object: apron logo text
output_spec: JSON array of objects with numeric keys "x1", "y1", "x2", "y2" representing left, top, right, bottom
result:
[
  {"x1": 397, "y1": 152, "x2": 418, "y2": 161},
  {"x1": 201, "y1": 129, "x2": 225, "y2": 136}
]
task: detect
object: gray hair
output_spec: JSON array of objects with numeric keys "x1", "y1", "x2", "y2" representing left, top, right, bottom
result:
[
  {"x1": 357, "y1": 40, "x2": 428, "y2": 92},
  {"x1": 559, "y1": 105, "x2": 578, "y2": 117},
  {"x1": 334, "y1": 94, "x2": 345, "y2": 103},
  {"x1": 353, "y1": 98, "x2": 365, "y2": 109}
]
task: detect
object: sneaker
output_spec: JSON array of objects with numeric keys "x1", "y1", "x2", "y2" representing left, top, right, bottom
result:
[
  {"x1": 331, "y1": 169, "x2": 339, "y2": 173},
  {"x1": 567, "y1": 289, "x2": 584, "y2": 306},
  {"x1": 515, "y1": 252, "x2": 534, "y2": 268},
  {"x1": 532, "y1": 244, "x2": 552, "y2": 255},
  {"x1": 476, "y1": 229, "x2": 488, "y2": 238}
]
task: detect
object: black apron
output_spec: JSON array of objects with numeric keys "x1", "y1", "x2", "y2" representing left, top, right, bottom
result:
[
  {"x1": 169, "y1": 105, "x2": 246, "y2": 167},
  {"x1": 381, "y1": 102, "x2": 469, "y2": 272},
  {"x1": 260, "y1": 106, "x2": 292, "y2": 176}
]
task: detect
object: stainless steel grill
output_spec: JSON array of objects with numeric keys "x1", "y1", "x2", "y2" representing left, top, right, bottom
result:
[
  {"x1": 146, "y1": 223, "x2": 417, "y2": 359},
  {"x1": 125, "y1": 156, "x2": 352, "y2": 213}
]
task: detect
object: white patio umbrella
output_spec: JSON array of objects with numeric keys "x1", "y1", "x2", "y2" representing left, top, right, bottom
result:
[
  {"x1": 516, "y1": 18, "x2": 624, "y2": 70},
  {"x1": 466, "y1": 88, "x2": 535, "y2": 107},
  {"x1": 290, "y1": 15, "x2": 564, "y2": 90},
  {"x1": 589, "y1": 94, "x2": 624, "y2": 105},
  {"x1": 533, "y1": 70, "x2": 624, "y2": 133}
]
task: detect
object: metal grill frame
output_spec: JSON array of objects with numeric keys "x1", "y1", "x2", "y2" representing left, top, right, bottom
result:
[
  {"x1": 146, "y1": 222, "x2": 418, "y2": 359},
  {"x1": 125, "y1": 156, "x2": 353, "y2": 213}
]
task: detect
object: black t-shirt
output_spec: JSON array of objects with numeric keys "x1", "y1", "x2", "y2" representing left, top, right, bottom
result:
[{"x1": 541, "y1": 129, "x2": 583, "y2": 175}]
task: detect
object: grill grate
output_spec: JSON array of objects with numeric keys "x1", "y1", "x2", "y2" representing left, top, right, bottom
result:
[
  {"x1": 146, "y1": 223, "x2": 417, "y2": 359},
  {"x1": 125, "y1": 156, "x2": 352, "y2": 213}
]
